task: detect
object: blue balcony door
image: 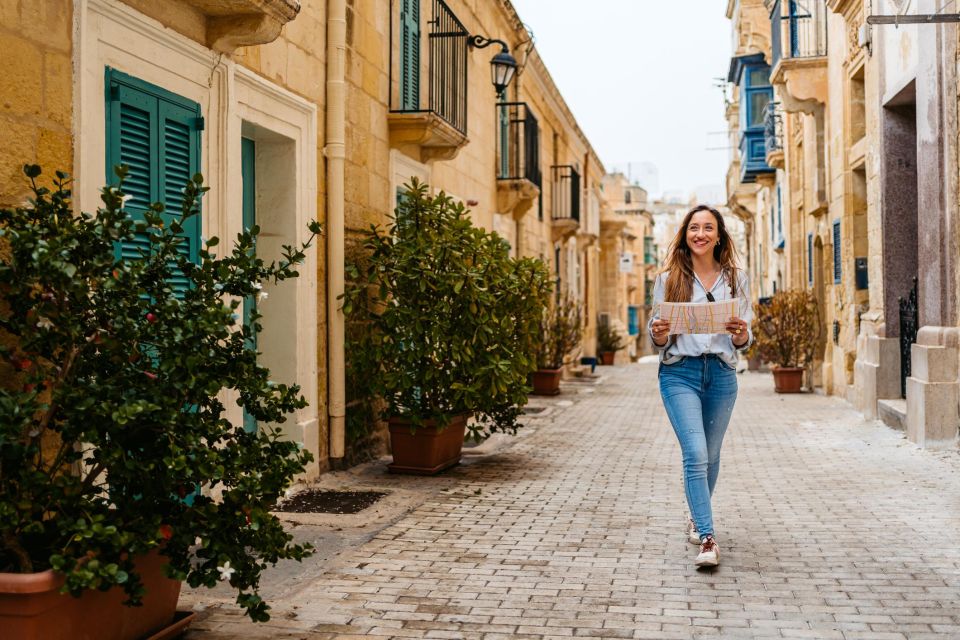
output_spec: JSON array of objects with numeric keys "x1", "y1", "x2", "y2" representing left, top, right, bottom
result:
[
  {"x1": 241, "y1": 137, "x2": 258, "y2": 434},
  {"x1": 627, "y1": 306, "x2": 640, "y2": 336}
]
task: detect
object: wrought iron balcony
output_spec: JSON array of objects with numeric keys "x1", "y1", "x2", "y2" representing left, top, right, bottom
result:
[
  {"x1": 388, "y1": 0, "x2": 469, "y2": 161},
  {"x1": 770, "y1": 0, "x2": 828, "y2": 71},
  {"x1": 764, "y1": 101, "x2": 785, "y2": 168},
  {"x1": 550, "y1": 165, "x2": 581, "y2": 240},
  {"x1": 495, "y1": 102, "x2": 542, "y2": 217},
  {"x1": 550, "y1": 165, "x2": 580, "y2": 223},
  {"x1": 496, "y1": 102, "x2": 540, "y2": 183}
]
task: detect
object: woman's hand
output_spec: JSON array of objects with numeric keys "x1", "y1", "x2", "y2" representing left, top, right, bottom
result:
[
  {"x1": 651, "y1": 319, "x2": 671, "y2": 346},
  {"x1": 726, "y1": 316, "x2": 749, "y2": 347}
]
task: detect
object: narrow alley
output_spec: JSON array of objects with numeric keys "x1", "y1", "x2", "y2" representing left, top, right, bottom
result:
[{"x1": 183, "y1": 364, "x2": 960, "y2": 639}]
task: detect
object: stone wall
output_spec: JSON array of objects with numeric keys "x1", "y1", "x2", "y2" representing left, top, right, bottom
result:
[{"x1": 0, "y1": 0, "x2": 73, "y2": 206}]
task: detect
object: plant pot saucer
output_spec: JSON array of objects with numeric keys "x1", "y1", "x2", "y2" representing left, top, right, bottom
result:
[
  {"x1": 387, "y1": 460, "x2": 461, "y2": 475},
  {"x1": 144, "y1": 611, "x2": 196, "y2": 640}
]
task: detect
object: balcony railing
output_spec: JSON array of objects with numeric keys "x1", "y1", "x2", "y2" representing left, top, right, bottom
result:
[
  {"x1": 551, "y1": 165, "x2": 580, "y2": 223},
  {"x1": 770, "y1": 0, "x2": 828, "y2": 71},
  {"x1": 390, "y1": 0, "x2": 468, "y2": 135},
  {"x1": 496, "y1": 102, "x2": 541, "y2": 185},
  {"x1": 764, "y1": 101, "x2": 783, "y2": 155}
]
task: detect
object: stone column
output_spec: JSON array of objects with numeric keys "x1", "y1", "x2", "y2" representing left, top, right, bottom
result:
[{"x1": 906, "y1": 327, "x2": 959, "y2": 449}]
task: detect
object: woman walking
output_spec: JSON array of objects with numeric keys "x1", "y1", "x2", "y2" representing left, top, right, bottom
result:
[{"x1": 648, "y1": 205, "x2": 752, "y2": 567}]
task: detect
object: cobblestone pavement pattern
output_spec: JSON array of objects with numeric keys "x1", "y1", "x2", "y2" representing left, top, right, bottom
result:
[{"x1": 184, "y1": 363, "x2": 960, "y2": 639}]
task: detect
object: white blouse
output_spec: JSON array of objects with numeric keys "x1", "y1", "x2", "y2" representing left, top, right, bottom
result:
[{"x1": 647, "y1": 269, "x2": 754, "y2": 368}]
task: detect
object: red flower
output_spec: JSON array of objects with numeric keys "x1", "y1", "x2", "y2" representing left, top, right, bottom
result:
[
  {"x1": 143, "y1": 371, "x2": 157, "y2": 381},
  {"x1": 159, "y1": 524, "x2": 173, "y2": 541},
  {"x1": 146, "y1": 313, "x2": 158, "y2": 323}
]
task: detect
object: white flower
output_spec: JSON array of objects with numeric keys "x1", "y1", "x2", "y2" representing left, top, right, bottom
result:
[
  {"x1": 257, "y1": 291, "x2": 269, "y2": 303},
  {"x1": 36, "y1": 317, "x2": 54, "y2": 330},
  {"x1": 121, "y1": 194, "x2": 134, "y2": 204},
  {"x1": 217, "y1": 561, "x2": 235, "y2": 582},
  {"x1": 194, "y1": 536, "x2": 203, "y2": 547},
  {"x1": 28, "y1": 428, "x2": 40, "y2": 438},
  {"x1": 251, "y1": 282, "x2": 262, "y2": 291}
]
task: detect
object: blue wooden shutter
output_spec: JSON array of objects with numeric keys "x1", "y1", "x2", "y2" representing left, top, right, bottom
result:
[
  {"x1": 106, "y1": 68, "x2": 202, "y2": 298},
  {"x1": 832, "y1": 220, "x2": 841, "y2": 283},
  {"x1": 400, "y1": 0, "x2": 420, "y2": 111}
]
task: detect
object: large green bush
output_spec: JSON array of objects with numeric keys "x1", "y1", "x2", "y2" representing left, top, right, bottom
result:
[
  {"x1": 343, "y1": 180, "x2": 551, "y2": 439},
  {"x1": 0, "y1": 166, "x2": 320, "y2": 621}
]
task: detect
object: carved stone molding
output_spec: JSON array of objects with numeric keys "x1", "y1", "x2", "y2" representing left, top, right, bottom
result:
[
  {"x1": 496, "y1": 179, "x2": 540, "y2": 220},
  {"x1": 387, "y1": 112, "x2": 470, "y2": 163},
  {"x1": 187, "y1": 0, "x2": 300, "y2": 52}
]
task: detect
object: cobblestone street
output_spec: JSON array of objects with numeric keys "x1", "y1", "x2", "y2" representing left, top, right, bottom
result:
[{"x1": 184, "y1": 363, "x2": 960, "y2": 639}]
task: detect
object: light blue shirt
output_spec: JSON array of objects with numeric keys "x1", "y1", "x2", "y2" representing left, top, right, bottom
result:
[{"x1": 647, "y1": 269, "x2": 754, "y2": 368}]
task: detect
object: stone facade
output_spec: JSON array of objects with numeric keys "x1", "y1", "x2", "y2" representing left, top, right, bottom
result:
[
  {"x1": 0, "y1": 0, "x2": 73, "y2": 206},
  {"x1": 726, "y1": 0, "x2": 960, "y2": 449},
  {"x1": 0, "y1": 0, "x2": 614, "y2": 476},
  {"x1": 599, "y1": 174, "x2": 656, "y2": 361}
]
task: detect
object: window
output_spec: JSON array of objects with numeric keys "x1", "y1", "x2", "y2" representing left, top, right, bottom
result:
[
  {"x1": 807, "y1": 232, "x2": 813, "y2": 286},
  {"x1": 741, "y1": 64, "x2": 772, "y2": 132},
  {"x1": 399, "y1": 0, "x2": 420, "y2": 111},
  {"x1": 105, "y1": 67, "x2": 202, "y2": 298},
  {"x1": 832, "y1": 219, "x2": 842, "y2": 284}
]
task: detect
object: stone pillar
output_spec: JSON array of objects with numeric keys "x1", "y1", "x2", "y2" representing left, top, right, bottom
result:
[
  {"x1": 906, "y1": 334, "x2": 959, "y2": 449},
  {"x1": 853, "y1": 333, "x2": 900, "y2": 420}
]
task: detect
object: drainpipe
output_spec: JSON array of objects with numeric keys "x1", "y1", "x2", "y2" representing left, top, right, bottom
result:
[{"x1": 325, "y1": 0, "x2": 346, "y2": 464}]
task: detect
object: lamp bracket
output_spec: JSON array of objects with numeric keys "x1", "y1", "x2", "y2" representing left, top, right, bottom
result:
[{"x1": 467, "y1": 35, "x2": 510, "y2": 52}]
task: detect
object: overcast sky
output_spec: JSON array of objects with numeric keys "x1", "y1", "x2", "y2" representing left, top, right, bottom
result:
[{"x1": 509, "y1": 0, "x2": 733, "y2": 201}]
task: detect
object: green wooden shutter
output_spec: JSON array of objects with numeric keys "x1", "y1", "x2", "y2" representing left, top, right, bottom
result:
[
  {"x1": 400, "y1": 0, "x2": 420, "y2": 111},
  {"x1": 106, "y1": 68, "x2": 202, "y2": 298},
  {"x1": 241, "y1": 137, "x2": 258, "y2": 434}
]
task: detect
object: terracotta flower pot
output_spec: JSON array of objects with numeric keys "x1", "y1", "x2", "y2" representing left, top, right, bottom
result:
[
  {"x1": 599, "y1": 351, "x2": 616, "y2": 366},
  {"x1": 772, "y1": 366, "x2": 804, "y2": 393},
  {"x1": 388, "y1": 413, "x2": 468, "y2": 475},
  {"x1": 531, "y1": 368, "x2": 562, "y2": 395},
  {"x1": 0, "y1": 548, "x2": 189, "y2": 640}
]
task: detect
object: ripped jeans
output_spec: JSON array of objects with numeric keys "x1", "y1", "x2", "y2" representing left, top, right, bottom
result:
[{"x1": 658, "y1": 354, "x2": 738, "y2": 540}]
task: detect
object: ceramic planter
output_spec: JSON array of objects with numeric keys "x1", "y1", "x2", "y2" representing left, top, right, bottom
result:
[
  {"x1": 599, "y1": 351, "x2": 616, "y2": 366},
  {"x1": 531, "y1": 368, "x2": 562, "y2": 395},
  {"x1": 388, "y1": 413, "x2": 468, "y2": 475},
  {"x1": 0, "y1": 548, "x2": 191, "y2": 640},
  {"x1": 772, "y1": 366, "x2": 804, "y2": 393}
]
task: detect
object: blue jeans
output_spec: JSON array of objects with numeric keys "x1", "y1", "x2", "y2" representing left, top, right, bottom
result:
[{"x1": 658, "y1": 354, "x2": 738, "y2": 540}]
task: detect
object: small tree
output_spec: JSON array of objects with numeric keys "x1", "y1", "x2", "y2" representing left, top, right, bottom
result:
[
  {"x1": 0, "y1": 166, "x2": 320, "y2": 621},
  {"x1": 597, "y1": 321, "x2": 626, "y2": 354},
  {"x1": 342, "y1": 179, "x2": 551, "y2": 440},
  {"x1": 751, "y1": 289, "x2": 820, "y2": 368},
  {"x1": 537, "y1": 294, "x2": 582, "y2": 370}
]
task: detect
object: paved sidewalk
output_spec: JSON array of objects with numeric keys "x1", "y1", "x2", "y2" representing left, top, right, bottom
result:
[{"x1": 184, "y1": 363, "x2": 960, "y2": 639}]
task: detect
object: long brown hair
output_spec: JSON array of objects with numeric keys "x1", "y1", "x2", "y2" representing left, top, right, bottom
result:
[{"x1": 661, "y1": 205, "x2": 741, "y2": 302}]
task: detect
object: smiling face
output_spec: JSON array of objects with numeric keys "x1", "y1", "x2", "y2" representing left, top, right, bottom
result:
[{"x1": 685, "y1": 210, "x2": 720, "y2": 258}]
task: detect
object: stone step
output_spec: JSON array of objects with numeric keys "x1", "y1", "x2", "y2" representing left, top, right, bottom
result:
[{"x1": 878, "y1": 397, "x2": 906, "y2": 431}]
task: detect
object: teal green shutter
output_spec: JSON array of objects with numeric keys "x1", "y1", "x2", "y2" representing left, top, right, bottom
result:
[
  {"x1": 400, "y1": 0, "x2": 420, "y2": 111},
  {"x1": 106, "y1": 68, "x2": 202, "y2": 298},
  {"x1": 241, "y1": 137, "x2": 258, "y2": 434}
]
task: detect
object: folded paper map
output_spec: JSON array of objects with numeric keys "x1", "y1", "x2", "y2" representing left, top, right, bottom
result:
[{"x1": 657, "y1": 298, "x2": 739, "y2": 335}]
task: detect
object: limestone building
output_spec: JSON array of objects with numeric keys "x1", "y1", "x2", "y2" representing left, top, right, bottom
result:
[
  {"x1": 599, "y1": 173, "x2": 656, "y2": 361},
  {"x1": 725, "y1": 0, "x2": 960, "y2": 449},
  {"x1": 0, "y1": 0, "x2": 608, "y2": 475}
]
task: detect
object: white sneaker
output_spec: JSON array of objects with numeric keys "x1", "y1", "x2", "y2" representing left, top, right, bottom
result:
[
  {"x1": 695, "y1": 535, "x2": 720, "y2": 567},
  {"x1": 686, "y1": 518, "x2": 700, "y2": 545}
]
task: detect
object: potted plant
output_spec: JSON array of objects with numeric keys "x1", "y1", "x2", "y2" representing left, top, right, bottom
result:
[
  {"x1": 0, "y1": 166, "x2": 320, "y2": 637},
  {"x1": 751, "y1": 289, "x2": 820, "y2": 392},
  {"x1": 532, "y1": 293, "x2": 582, "y2": 395},
  {"x1": 343, "y1": 180, "x2": 550, "y2": 474},
  {"x1": 597, "y1": 321, "x2": 626, "y2": 365}
]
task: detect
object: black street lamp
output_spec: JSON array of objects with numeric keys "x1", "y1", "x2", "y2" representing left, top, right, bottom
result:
[{"x1": 467, "y1": 35, "x2": 517, "y2": 99}]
